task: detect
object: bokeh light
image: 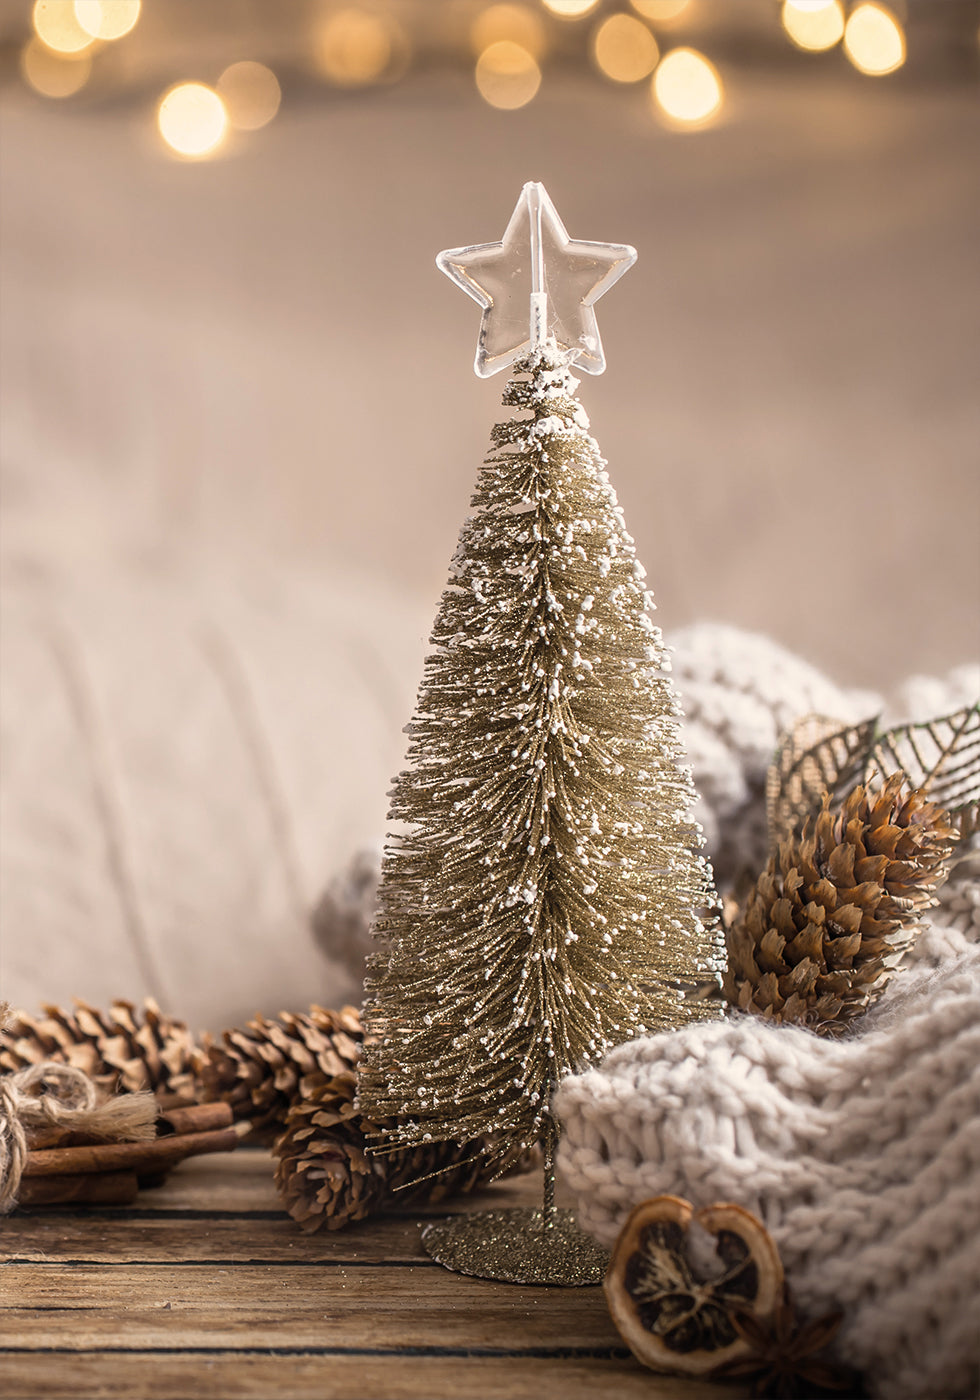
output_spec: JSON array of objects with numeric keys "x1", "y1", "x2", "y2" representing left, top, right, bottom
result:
[
  {"x1": 652, "y1": 48, "x2": 723, "y2": 126},
  {"x1": 475, "y1": 40, "x2": 541, "y2": 109},
  {"x1": 781, "y1": 0, "x2": 845, "y2": 53},
  {"x1": 593, "y1": 13, "x2": 659, "y2": 83},
  {"x1": 844, "y1": 3, "x2": 906, "y2": 75},
  {"x1": 32, "y1": 0, "x2": 93, "y2": 54},
  {"x1": 471, "y1": 4, "x2": 546, "y2": 60},
  {"x1": 313, "y1": 9, "x2": 397, "y2": 86},
  {"x1": 541, "y1": 0, "x2": 599, "y2": 19},
  {"x1": 157, "y1": 82, "x2": 228, "y2": 158},
  {"x1": 217, "y1": 61, "x2": 281, "y2": 131},
  {"x1": 21, "y1": 37, "x2": 91, "y2": 97},
  {"x1": 73, "y1": 0, "x2": 140, "y2": 41},
  {"x1": 629, "y1": 0, "x2": 690, "y2": 23}
]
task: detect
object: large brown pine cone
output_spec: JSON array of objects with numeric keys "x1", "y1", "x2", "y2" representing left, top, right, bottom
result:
[
  {"x1": 0, "y1": 998, "x2": 200, "y2": 1104},
  {"x1": 273, "y1": 1071, "x2": 496, "y2": 1232},
  {"x1": 723, "y1": 774, "x2": 957, "y2": 1032},
  {"x1": 198, "y1": 1006, "x2": 363, "y2": 1142}
]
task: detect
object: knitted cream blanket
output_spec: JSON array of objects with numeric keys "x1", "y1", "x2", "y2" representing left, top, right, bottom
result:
[{"x1": 555, "y1": 926, "x2": 980, "y2": 1400}]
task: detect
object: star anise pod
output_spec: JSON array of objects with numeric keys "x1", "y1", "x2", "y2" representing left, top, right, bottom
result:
[{"x1": 710, "y1": 1284, "x2": 864, "y2": 1398}]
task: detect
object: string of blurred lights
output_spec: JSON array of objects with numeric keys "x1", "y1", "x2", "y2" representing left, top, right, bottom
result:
[{"x1": 12, "y1": 0, "x2": 970, "y2": 160}]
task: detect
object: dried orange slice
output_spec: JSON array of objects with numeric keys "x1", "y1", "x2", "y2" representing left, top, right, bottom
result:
[{"x1": 604, "y1": 1194, "x2": 784, "y2": 1375}]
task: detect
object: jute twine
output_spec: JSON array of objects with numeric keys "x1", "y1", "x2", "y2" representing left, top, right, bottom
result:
[{"x1": 0, "y1": 1002, "x2": 158, "y2": 1214}]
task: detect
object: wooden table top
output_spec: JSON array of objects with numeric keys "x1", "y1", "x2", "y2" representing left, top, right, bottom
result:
[{"x1": 1, "y1": 1151, "x2": 742, "y2": 1400}]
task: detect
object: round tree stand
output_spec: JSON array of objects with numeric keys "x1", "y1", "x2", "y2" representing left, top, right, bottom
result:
[{"x1": 422, "y1": 1206, "x2": 608, "y2": 1286}]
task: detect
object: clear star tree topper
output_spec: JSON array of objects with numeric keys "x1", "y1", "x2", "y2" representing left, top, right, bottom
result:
[
  {"x1": 436, "y1": 181, "x2": 636, "y2": 377},
  {"x1": 357, "y1": 183, "x2": 722, "y2": 1284}
]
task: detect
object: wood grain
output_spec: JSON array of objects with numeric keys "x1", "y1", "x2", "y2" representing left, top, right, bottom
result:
[
  {"x1": 1, "y1": 1150, "x2": 745, "y2": 1399},
  {"x1": 0, "y1": 1353, "x2": 733, "y2": 1400},
  {"x1": 1, "y1": 1213, "x2": 431, "y2": 1264},
  {"x1": 6, "y1": 1262, "x2": 630, "y2": 1350}
]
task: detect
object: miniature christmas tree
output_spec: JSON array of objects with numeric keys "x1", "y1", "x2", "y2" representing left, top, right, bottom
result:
[{"x1": 357, "y1": 184, "x2": 722, "y2": 1283}]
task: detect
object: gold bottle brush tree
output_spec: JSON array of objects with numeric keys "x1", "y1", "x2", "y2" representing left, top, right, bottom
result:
[{"x1": 356, "y1": 183, "x2": 723, "y2": 1284}]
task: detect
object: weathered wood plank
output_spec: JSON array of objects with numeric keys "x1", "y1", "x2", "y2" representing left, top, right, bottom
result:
[
  {"x1": 5, "y1": 1262, "x2": 626, "y2": 1351},
  {"x1": 0, "y1": 1154, "x2": 745, "y2": 1400},
  {"x1": 0, "y1": 1213, "x2": 431, "y2": 1264},
  {"x1": 120, "y1": 1151, "x2": 282, "y2": 1212},
  {"x1": 0, "y1": 1351, "x2": 741, "y2": 1400}
]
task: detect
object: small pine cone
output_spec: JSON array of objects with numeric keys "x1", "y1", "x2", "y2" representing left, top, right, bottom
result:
[
  {"x1": 273, "y1": 1073, "x2": 494, "y2": 1232},
  {"x1": 0, "y1": 998, "x2": 200, "y2": 1104},
  {"x1": 199, "y1": 1006, "x2": 362, "y2": 1141},
  {"x1": 723, "y1": 774, "x2": 957, "y2": 1033},
  {"x1": 273, "y1": 1078, "x2": 388, "y2": 1231}
]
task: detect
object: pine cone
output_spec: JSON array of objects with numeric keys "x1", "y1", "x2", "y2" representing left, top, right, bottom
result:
[
  {"x1": 273, "y1": 1072, "x2": 494, "y2": 1232},
  {"x1": 199, "y1": 1006, "x2": 362, "y2": 1141},
  {"x1": 723, "y1": 774, "x2": 957, "y2": 1032},
  {"x1": 0, "y1": 998, "x2": 200, "y2": 1104},
  {"x1": 273, "y1": 1078, "x2": 388, "y2": 1230}
]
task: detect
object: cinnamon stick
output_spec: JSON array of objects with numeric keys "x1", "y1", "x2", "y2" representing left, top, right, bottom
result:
[
  {"x1": 25, "y1": 1126, "x2": 105, "y2": 1151},
  {"x1": 17, "y1": 1171, "x2": 140, "y2": 1207},
  {"x1": 159, "y1": 1102, "x2": 233, "y2": 1136},
  {"x1": 22, "y1": 1124, "x2": 245, "y2": 1178}
]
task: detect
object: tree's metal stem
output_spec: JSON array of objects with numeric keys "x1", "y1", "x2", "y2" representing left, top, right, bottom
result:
[{"x1": 542, "y1": 1119, "x2": 557, "y2": 1230}]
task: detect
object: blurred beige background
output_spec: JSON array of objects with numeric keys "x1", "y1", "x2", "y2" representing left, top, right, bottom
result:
[{"x1": 1, "y1": 0, "x2": 978, "y2": 1025}]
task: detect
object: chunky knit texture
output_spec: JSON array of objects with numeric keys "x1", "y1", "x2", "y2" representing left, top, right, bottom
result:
[{"x1": 555, "y1": 925, "x2": 980, "y2": 1400}]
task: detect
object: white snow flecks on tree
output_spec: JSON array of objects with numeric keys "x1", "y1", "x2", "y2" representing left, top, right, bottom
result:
[{"x1": 358, "y1": 345, "x2": 723, "y2": 1167}]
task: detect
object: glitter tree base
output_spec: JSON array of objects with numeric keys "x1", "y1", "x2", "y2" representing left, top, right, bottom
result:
[{"x1": 422, "y1": 1207, "x2": 608, "y2": 1286}]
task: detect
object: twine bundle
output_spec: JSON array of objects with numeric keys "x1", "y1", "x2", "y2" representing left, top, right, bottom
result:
[{"x1": 0, "y1": 1003, "x2": 157, "y2": 1213}]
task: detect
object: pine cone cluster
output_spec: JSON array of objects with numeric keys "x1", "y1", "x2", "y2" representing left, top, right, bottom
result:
[
  {"x1": 198, "y1": 1005, "x2": 362, "y2": 1142},
  {"x1": 273, "y1": 1071, "x2": 493, "y2": 1233},
  {"x1": 0, "y1": 998, "x2": 200, "y2": 1104},
  {"x1": 723, "y1": 775, "x2": 957, "y2": 1032}
]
